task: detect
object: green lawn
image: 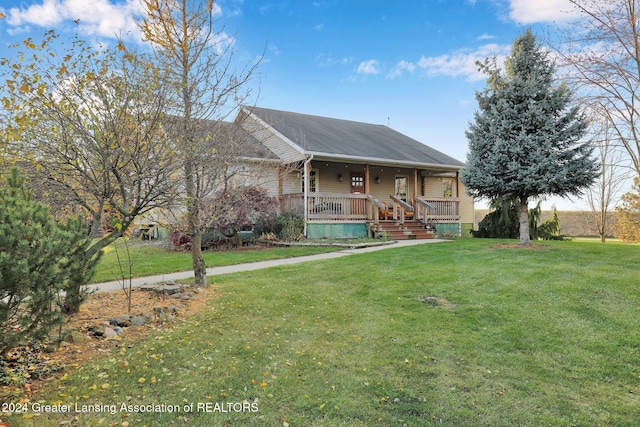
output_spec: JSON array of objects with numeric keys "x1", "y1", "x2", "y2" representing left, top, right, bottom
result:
[
  {"x1": 91, "y1": 240, "x2": 343, "y2": 283},
  {"x1": 4, "y1": 239, "x2": 640, "y2": 426}
]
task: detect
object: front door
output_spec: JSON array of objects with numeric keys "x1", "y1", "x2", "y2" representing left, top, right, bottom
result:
[
  {"x1": 395, "y1": 176, "x2": 408, "y2": 202},
  {"x1": 350, "y1": 173, "x2": 365, "y2": 214},
  {"x1": 350, "y1": 173, "x2": 365, "y2": 194}
]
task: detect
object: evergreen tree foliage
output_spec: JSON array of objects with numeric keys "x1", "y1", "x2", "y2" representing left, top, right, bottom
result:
[
  {"x1": 58, "y1": 216, "x2": 103, "y2": 315},
  {"x1": 538, "y1": 206, "x2": 563, "y2": 240},
  {"x1": 473, "y1": 198, "x2": 561, "y2": 240},
  {"x1": 0, "y1": 169, "x2": 101, "y2": 355},
  {"x1": 0, "y1": 169, "x2": 64, "y2": 355},
  {"x1": 461, "y1": 30, "x2": 599, "y2": 244},
  {"x1": 473, "y1": 197, "x2": 519, "y2": 238}
]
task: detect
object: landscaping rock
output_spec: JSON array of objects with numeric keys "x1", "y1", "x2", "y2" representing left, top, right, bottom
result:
[
  {"x1": 131, "y1": 316, "x2": 145, "y2": 326},
  {"x1": 139, "y1": 282, "x2": 182, "y2": 294},
  {"x1": 64, "y1": 330, "x2": 85, "y2": 343},
  {"x1": 113, "y1": 326, "x2": 124, "y2": 336},
  {"x1": 108, "y1": 317, "x2": 130, "y2": 327},
  {"x1": 103, "y1": 327, "x2": 118, "y2": 339},
  {"x1": 91, "y1": 325, "x2": 105, "y2": 337}
]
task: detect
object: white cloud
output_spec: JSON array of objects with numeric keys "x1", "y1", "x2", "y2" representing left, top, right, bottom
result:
[
  {"x1": 508, "y1": 0, "x2": 579, "y2": 24},
  {"x1": 4, "y1": 0, "x2": 229, "y2": 44},
  {"x1": 477, "y1": 33, "x2": 496, "y2": 40},
  {"x1": 6, "y1": 0, "x2": 143, "y2": 40},
  {"x1": 387, "y1": 60, "x2": 416, "y2": 79},
  {"x1": 416, "y1": 43, "x2": 510, "y2": 81},
  {"x1": 356, "y1": 59, "x2": 380, "y2": 75},
  {"x1": 6, "y1": 0, "x2": 63, "y2": 27}
]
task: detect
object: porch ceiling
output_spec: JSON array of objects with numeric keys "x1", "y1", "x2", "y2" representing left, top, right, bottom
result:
[{"x1": 308, "y1": 152, "x2": 463, "y2": 172}]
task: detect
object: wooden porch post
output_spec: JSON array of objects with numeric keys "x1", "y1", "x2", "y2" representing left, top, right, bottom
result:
[
  {"x1": 412, "y1": 168, "x2": 418, "y2": 201},
  {"x1": 364, "y1": 164, "x2": 370, "y2": 194}
]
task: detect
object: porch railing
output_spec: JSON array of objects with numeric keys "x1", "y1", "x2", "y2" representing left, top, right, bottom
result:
[
  {"x1": 416, "y1": 196, "x2": 460, "y2": 222},
  {"x1": 282, "y1": 193, "x2": 461, "y2": 223},
  {"x1": 282, "y1": 193, "x2": 370, "y2": 221}
]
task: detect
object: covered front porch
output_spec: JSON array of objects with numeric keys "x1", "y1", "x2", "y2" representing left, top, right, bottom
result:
[
  {"x1": 282, "y1": 188, "x2": 462, "y2": 239},
  {"x1": 278, "y1": 161, "x2": 466, "y2": 239}
]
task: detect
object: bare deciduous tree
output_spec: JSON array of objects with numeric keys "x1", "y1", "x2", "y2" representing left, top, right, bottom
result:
[
  {"x1": 138, "y1": 0, "x2": 260, "y2": 286},
  {"x1": 1, "y1": 32, "x2": 179, "y2": 260},
  {"x1": 585, "y1": 111, "x2": 632, "y2": 242},
  {"x1": 556, "y1": 0, "x2": 640, "y2": 175}
]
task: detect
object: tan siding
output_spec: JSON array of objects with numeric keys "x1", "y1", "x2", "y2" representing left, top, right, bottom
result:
[
  {"x1": 282, "y1": 171, "x2": 300, "y2": 194},
  {"x1": 368, "y1": 168, "x2": 397, "y2": 203},
  {"x1": 458, "y1": 182, "x2": 475, "y2": 225},
  {"x1": 423, "y1": 176, "x2": 444, "y2": 198}
]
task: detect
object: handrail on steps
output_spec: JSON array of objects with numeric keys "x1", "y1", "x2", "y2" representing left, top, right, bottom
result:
[
  {"x1": 367, "y1": 195, "x2": 386, "y2": 211},
  {"x1": 414, "y1": 197, "x2": 437, "y2": 212},
  {"x1": 389, "y1": 195, "x2": 414, "y2": 224},
  {"x1": 389, "y1": 195, "x2": 414, "y2": 211}
]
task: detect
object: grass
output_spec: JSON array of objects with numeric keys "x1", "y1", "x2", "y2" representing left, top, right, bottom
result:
[
  {"x1": 3, "y1": 239, "x2": 640, "y2": 426},
  {"x1": 91, "y1": 239, "x2": 343, "y2": 283}
]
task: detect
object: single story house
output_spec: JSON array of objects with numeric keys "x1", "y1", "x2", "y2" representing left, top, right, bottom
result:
[{"x1": 233, "y1": 106, "x2": 474, "y2": 239}]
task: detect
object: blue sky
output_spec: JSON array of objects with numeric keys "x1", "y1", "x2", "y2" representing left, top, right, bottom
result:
[{"x1": 0, "y1": 0, "x2": 594, "y2": 209}]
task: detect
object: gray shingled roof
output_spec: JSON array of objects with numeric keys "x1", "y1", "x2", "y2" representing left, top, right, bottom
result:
[
  {"x1": 249, "y1": 107, "x2": 464, "y2": 168},
  {"x1": 165, "y1": 115, "x2": 279, "y2": 160}
]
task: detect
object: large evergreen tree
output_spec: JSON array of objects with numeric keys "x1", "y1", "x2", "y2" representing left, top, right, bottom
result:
[{"x1": 461, "y1": 30, "x2": 599, "y2": 244}]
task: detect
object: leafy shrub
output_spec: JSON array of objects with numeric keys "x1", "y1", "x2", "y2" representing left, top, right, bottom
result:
[
  {"x1": 278, "y1": 213, "x2": 305, "y2": 241},
  {"x1": 168, "y1": 228, "x2": 192, "y2": 251},
  {"x1": 254, "y1": 212, "x2": 280, "y2": 236}
]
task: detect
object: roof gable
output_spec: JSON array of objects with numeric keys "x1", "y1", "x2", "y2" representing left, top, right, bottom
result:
[{"x1": 245, "y1": 106, "x2": 464, "y2": 169}]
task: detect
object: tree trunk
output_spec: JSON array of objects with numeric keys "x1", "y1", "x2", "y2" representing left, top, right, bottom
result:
[
  {"x1": 62, "y1": 285, "x2": 82, "y2": 315},
  {"x1": 184, "y1": 158, "x2": 208, "y2": 287},
  {"x1": 90, "y1": 206, "x2": 103, "y2": 238},
  {"x1": 519, "y1": 196, "x2": 530, "y2": 245},
  {"x1": 191, "y1": 234, "x2": 207, "y2": 287}
]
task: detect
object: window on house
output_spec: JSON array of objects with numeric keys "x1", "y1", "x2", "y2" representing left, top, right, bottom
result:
[
  {"x1": 442, "y1": 178, "x2": 455, "y2": 197},
  {"x1": 302, "y1": 169, "x2": 317, "y2": 193}
]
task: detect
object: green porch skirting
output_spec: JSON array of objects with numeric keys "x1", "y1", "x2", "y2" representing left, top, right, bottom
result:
[
  {"x1": 306, "y1": 222, "x2": 474, "y2": 239},
  {"x1": 435, "y1": 223, "x2": 474, "y2": 238},
  {"x1": 307, "y1": 223, "x2": 368, "y2": 239}
]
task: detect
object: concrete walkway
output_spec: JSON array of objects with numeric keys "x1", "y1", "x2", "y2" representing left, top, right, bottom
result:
[{"x1": 87, "y1": 239, "x2": 450, "y2": 293}]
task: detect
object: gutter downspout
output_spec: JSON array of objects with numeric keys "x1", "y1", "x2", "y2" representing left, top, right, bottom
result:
[{"x1": 303, "y1": 155, "x2": 314, "y2": 238}]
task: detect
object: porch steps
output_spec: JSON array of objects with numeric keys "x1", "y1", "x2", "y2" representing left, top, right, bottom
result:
[{"x1": 373, "y1": 220, "x2": 435, "y2": 240}]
